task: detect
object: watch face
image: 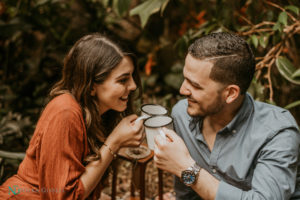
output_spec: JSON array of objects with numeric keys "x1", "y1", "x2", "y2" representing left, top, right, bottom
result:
[{"x1": 181, "y1": 170, "x2": 196, "y2": 186}]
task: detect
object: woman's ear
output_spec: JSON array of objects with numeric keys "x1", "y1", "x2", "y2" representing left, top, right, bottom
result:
[
  {"x1": 91, "y1": 85, "x2": 96, "y2": 96},
  {"x1": 224, "y1": 85, "x2": 240, "y2": 104}
]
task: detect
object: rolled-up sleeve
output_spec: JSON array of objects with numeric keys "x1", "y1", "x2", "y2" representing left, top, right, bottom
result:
[
  {"x1": 37, "y1": 109, "x2": 86, "y2": 200},
  {"x1": 216, "y1": 128, "x2": 300, "y2": 200}
]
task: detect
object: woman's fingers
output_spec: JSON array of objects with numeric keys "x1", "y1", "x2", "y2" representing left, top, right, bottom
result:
[
  {"x1": 133, "y1": 117, "x2": 144, "y2": 128},
  {"x1": 126, "y1": 114, "x2": 138, "y2": 122}
]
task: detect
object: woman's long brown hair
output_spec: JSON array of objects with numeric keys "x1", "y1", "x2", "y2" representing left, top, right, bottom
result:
[{"x1": 50, "y1": 33, "x2": 141, "y2": 162}]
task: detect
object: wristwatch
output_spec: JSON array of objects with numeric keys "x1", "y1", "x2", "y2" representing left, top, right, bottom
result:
[{"x1": 181, "y1": 162, "x2": 201, "y2": 186}]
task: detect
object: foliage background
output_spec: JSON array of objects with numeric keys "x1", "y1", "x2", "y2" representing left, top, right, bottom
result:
[{"x1": 0, "y1": 0, "x2": 300, "y2": 186}]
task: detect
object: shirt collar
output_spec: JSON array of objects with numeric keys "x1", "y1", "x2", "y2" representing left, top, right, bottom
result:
[{"x1": 189, "y1": 115, "x2": 201, "y2": 132}]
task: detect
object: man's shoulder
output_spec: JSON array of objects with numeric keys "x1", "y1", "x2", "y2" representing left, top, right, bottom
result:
[{"x1": 252, "y1": 99, "x2": 299, "y2": 132}]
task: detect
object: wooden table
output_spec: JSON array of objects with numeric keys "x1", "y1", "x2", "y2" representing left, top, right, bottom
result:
[{"x1": 111, "y1": 146, "x2": 164, "y2": 200}]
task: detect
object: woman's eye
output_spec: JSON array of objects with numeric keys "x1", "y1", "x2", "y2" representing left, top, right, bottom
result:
[{"x1": 119, "y1": 78, "x2": 128, "y2": 84}]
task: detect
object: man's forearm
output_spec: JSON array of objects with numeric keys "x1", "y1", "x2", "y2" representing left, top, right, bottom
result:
[
  {"x1": 172, "y1": 157, "x2": 220, "y2": 200},
  {"x1": 190, "y1": 168, "x2": 220, "y2": 200}
]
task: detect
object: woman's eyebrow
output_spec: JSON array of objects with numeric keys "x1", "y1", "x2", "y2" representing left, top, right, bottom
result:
[{"x1": 116, "y1": 73, "x2": 130, "y2": 79}]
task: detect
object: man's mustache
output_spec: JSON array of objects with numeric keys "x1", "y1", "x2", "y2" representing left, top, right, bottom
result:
[{"x1": 187, "y1": 96, "x2": 197, "y2": 102}]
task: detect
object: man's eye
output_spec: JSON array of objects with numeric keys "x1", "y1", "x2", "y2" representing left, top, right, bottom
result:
[{"x1": 193, "y1": 85, "x2": 203, "y2": 90}]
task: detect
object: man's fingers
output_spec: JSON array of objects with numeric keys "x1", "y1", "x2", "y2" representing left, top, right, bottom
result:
[
  {"x1": 154, "y1": 135, "x2": 164, "y2": 147},
  {"x1": 162, "y1": 127, "x2": 177, "y2": 142}
]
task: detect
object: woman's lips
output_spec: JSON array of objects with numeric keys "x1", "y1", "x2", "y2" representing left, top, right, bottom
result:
[{"x1": 120, "y1": 96, "x2": 128, "y2": 102}]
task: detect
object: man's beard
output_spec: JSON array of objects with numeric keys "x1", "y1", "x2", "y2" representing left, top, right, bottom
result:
[{"x1": 187, "y1": 93, "x2": 225, "y2": 118}]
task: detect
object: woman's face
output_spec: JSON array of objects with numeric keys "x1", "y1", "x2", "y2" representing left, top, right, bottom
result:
[{"x1": 92, "y1": 56, "x2": 137, "y2": 115}]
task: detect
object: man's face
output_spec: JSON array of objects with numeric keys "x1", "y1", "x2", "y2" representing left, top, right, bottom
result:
[{"x1": 180, "y1": 54, "x2": 226, "y2": 118}]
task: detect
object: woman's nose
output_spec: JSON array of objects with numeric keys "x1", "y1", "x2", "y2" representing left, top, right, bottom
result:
[{"x1": 128, "y1": 77, "x2": 137, "y2": 91}]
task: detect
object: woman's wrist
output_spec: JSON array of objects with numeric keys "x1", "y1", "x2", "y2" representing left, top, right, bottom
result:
[
  {"x1": 102, "y1": 143, "x2": 118, "y2": 159},
  {"x1": 105, "y1": 135, "x2": 120, "y2": 153}
]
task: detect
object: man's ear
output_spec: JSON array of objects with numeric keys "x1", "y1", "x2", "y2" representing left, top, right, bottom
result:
[{"x1": 224, "y1": 85, "x2": 240, "y2": 104}]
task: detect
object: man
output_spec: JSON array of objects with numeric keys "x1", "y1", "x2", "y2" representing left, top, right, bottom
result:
[{"x1": 153, "y1": 32, "x2": 300, "y2": 199}]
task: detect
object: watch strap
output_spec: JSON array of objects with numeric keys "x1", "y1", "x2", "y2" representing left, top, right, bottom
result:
[{"x1": 192, "y1": 162, "x2": 201, "y2": 173}]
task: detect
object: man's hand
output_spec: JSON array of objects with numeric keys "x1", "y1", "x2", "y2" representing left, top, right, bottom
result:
[{"x1": 153, "y1": 127, "x2": 194, "y2": 177}]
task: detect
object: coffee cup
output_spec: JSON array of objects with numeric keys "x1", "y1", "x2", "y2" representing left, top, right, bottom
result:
[
  {"x1": 143, "y1": 115, "x2": 173, "y2": 150},
  {"x1": 140, "y1": 104, "x2": 168, "y2": 118}
]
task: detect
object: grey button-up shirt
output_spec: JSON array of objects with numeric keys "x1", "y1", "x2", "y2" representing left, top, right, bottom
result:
[{"x1": 172, "y1": 93, "x2": 300, "y2": 200}]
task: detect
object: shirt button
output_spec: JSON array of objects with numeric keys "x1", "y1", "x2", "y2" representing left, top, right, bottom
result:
[
  {"x1": 232, "y1": 129, "x2": 237, "y2": 134},
  {"x1": 212, "y1": 168, "x2": 217, "y2": 173}
]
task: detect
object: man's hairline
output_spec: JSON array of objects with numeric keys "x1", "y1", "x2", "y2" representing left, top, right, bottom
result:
[
  {"x1": 185, "y1": 52, "x2": 243, "y2": 93},
  {"x1": 187, "y1": 52, "x2": 239, "y2": 62}
]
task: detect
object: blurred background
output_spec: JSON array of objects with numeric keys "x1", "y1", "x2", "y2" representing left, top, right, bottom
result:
[{"x1": 1, "y1": 0, "x2": 300, "y2": 199}]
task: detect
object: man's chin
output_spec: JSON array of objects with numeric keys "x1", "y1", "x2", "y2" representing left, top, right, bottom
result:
[{"x1": 187, "y1": 107, "x2": 204, "y2": 118}]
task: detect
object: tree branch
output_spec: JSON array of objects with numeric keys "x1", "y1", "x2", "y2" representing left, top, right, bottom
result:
[{"x1": 0, "y1": 150, "x2": 25, "y2": 160}]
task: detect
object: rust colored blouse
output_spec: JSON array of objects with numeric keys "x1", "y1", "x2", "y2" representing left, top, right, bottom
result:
[{"x1": 0, "y1": 94, "x2": 101, "y2": 199}]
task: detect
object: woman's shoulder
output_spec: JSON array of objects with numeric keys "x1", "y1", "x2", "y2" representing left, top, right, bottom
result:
[{"x1": 43, "y1": 93, "x2": 83, "y2": 120}]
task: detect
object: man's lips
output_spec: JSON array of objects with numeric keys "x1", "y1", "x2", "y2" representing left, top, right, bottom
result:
[{"x1": 187, "y1": 98, "x2": 196, "y2": 103}]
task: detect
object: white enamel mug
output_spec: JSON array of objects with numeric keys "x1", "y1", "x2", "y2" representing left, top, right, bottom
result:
[
  {"x1": 143, "y1": 115, "x2": 173, "y2": 150},
  {"x1": 141, "y1": 104, "x2": 168, "y2": 118}
]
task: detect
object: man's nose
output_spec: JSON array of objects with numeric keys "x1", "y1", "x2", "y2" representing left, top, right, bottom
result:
[{"x1": 179, "y1": 80, "x2": 191, "y2": 96}]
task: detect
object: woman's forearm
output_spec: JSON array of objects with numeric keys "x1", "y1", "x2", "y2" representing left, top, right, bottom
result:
[{"x1": 80, "y1": 140, "x2": 119, "y2": 199}]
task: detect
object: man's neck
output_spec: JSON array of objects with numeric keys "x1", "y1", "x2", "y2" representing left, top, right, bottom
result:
[
  {"x1": 201, "y1": 95, "x2": 245, "y2": 151},
  {"x1": 204, "y1": 95, "x2": 245, "y2": 133}
]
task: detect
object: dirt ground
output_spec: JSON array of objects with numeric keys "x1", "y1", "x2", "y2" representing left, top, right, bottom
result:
[{"x1": 101, "y1": 159, "x2": 176, "y2": 200}]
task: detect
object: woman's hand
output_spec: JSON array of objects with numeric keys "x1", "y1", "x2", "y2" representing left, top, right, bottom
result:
[{"x1": 106, "y1": 114, "x2": 144, "y2": 152}]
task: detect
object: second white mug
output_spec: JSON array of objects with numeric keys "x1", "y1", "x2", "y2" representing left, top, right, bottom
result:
[{"x1": 143, "y1": 115, "x2": 173, "y2": 150}]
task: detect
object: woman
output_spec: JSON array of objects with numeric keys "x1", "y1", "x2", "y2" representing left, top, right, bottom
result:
[{"x1": 0, "y1": 33, "x2": 144, "y2": 199}]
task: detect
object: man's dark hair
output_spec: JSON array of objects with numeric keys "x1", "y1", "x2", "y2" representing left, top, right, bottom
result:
[{"x1": 188, "y1": 32, "x2": 255, "y2": 94}]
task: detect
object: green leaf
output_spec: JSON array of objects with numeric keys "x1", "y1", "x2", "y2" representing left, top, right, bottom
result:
[
  {"x1": 247, "y1": 78, "x2": 265, "y2": 101},
  {"x1": 145, "y1": 74, "x2": 159, "y2": 87},
  {"x1": 239, "y1": 25, "x2": 251, "y2": 32},
  {"x1": 164, "y1": 73, "x2": 184, "y2": 89},
  {"x1": 292, "y1": 69, "x2": 300, "y2": 79},
  {"x1": 130, "y1": 0, "x2": 170, "y2": 28},
  {"x1": 272, "y1": 22, "x2": 283, "y2": 32},
  {"x1": 36, "y1": 0, "x2": 50, "y2": 6},
  {"x1": 259, "y1": 35, "x2": 269, "y2": 48},
  {"x1": 251, "y1": 35, "x2": 258, "y2": 48},
  {"x1": 285, "y1": 5, "x2": 299, "y2": 15},
  {"x1": 113, "y1": 0, "x2": 132, "y2": 16},
  {"x1": 160, "y1": 0, "x2": 169, "y2": 15},
  {"x1": 275, "y1": 56, "x2": 300, "y2": 85},
  {"x1": 266, "y1": 99, "x2": 276, "y2": 105},
  {"x1": 284, "y1": 100, "x2": 300, "y2": 110},
  {"x1": 204, "y1": 23, "x2": 218, "y2": 35},
  {"x1": 272, "y1": 31, "x2": 282, "y2": 44},
  {"x1": 278, "y1": 12, "x2": 288, "y2": 26},
  {"x1": 101, "y1": 0, "x2": 110, "y2": 7}
]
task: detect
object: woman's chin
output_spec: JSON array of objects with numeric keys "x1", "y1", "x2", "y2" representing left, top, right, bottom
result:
[{"x1": 115, "y1": 105, "x2": 127, "y2": 112}]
